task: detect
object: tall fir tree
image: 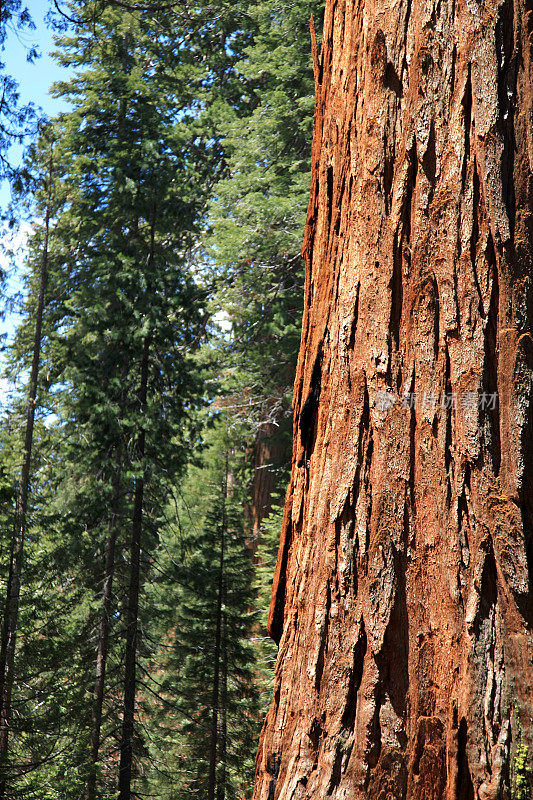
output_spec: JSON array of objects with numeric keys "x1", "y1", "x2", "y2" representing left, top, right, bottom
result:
[
  {"x1": 139, "y1": 418, "x2": 261, "y2": 800},
  {"x1": 1, "y1": 4, "x2": 210, "y2": 796},
  {"x1": 208, "y1": 0, "x2": 325, "y2": 533}
]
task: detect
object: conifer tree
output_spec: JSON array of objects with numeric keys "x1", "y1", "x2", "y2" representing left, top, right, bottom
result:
[
  {"x1": 44, "y1": 9, "x2": 209, "y2": 794},
  {"x1": 0, "y1": 0, "x2": 328, "y2": 795},
  {"x1": 208, "y1": 0, "x2": 325, "y2": 530},
  {"x1": 1, "y1": 4, "x2": 210, "y2": 796},
  {"x1": 0, "y1": 132, "x2": 56, "y2": 799},
  {"x1": 139, "y1": 419, "x2": 260, "y2": 800}
]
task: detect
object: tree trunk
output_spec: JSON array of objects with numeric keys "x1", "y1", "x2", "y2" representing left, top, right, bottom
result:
[
  {"x1": 117, "y1": 204, "x2": 156, "y2": 800},
  {"x1": 208, "y1": 462, "x2": 227, "y2": 800},
  {"x1": 253, "y1": 2, "x2": 533, "y2": 798},
  {"x1": 86, "y1": 465, "x2": 122, "y2": 800},
  {"x1": 217, "y1": 602, "x2": 227, "y2": 800},
  {"x1": 117, "y1": 336, "x2": 149, "y2": 800},
  {"x1": 251, "y1": 423, "x2": 285, "y2": 540},
  {"x1": 0, "y1": 145, "x2": 54, "y2": 797}
]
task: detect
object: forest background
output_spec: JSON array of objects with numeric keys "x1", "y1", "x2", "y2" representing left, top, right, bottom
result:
[{"x1": 0, "y1": 0, "x2": 323, "y2": 798}]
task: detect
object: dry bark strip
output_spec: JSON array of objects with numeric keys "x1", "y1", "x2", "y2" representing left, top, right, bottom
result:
[{"x1": 253, "y1": 0, "x2": 533, "y2": 797}]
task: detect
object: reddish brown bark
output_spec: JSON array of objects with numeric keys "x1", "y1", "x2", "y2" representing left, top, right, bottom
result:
[
  {"x1": 251, "y1": 424, "x2": 286, "y2": 538},
  {"x1": 253, "y1": 1, "x2": 533, "y2": 797}
]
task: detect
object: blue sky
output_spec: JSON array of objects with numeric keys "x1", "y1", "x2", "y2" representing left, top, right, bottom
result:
[
  {"x1": 0, "y1": 0, "x2": 71, "y2": 403},
  {"x1": 0, "y1": 0, "x2": 70, "y2": 207}
]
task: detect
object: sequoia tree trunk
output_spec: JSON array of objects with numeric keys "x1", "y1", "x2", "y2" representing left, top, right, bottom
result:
[
  {"x1": 251, "y1": 423, "x2": 286, "y2": 539},
  {"x1": 253, "y1": 0, "x2": 533, "y2": 797}
]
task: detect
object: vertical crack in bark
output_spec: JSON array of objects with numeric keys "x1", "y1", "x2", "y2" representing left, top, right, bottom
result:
[
  {"x1": 421, "y1": 121, "x2": 437, "y2": 189},
  {"x1": 379, "y1": 543, "x2": 409, "y2": 725},
  {"x1": 314, "y1": 581, "x2": 331, "y2": 694},
  {"x1": 461, "y1": 66, "x2": 472, "y2": 196},
  {"x1": 390, "y1": 229, "x2": 404, "y2": 355},
  {"x1": 456, "y1": 718, "x2": 475, "y2": 800},
  {"x1": 390, "y1": 147, "x2": 416, "y2": 381},
  {"x1": 458, "y1": 462, "x2": 471, "y2": 580},
  {"x1": 495, "y1": 0, "x2": 518, "y2": 238},
  {"x1": 472, "y1": 538, "x2": 498, "y2": 639},
  {"x1": 348, "y1": 282, "x2": 360, "y2": 349},
  {"x1": 267, "y1": 512, "x2": 292, "y2": 644},
  {"x1": 483, "y1": 236, "x2": 501, "y2": 475},
  {"x1": 327, "y1": 742, "x2": 344, "y2": 794},
  {"x1": 470, "y1": 161, "x2": 487, "y2": 317},
  {"x1": 299, "y1": 344, "x2": 323, "y2": 459},
  {"x1": 342, "y1": 622, "x2": 367, "y2": 730},
  {"x1": 384, "y1": 144, "x2": 395, "y2": 215},
  {"x1": 335, "y1": 494, "x2": 357, "y2": 597}
]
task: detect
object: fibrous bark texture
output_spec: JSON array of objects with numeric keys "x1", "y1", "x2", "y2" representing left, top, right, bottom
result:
[{"x1": 253, "y1": 0, "x2": 533, "y2": 796}]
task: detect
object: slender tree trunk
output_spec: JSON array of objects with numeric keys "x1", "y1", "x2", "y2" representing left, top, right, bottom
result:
[
  {"x1": 0, "y1": 146, "x2": 54, "y2": 796},
  {"x1": 117, "y1": 336, "x2": 149, "y2": 800},
  {"x1": 217, "y1": 601, "x2": 227, "y2": 800},
  {"x1": 254, "y1": 2, "x2": 533, "y2": 798},
  {"x1": 117, "y1": 205, "x2": 156, "y2": 800},
  {"x1": 86, "y1": 464, "x2": 122, "y2": 800},
  {"x1": 208, "y1": 458, "x2": 228, "y2": 800}
]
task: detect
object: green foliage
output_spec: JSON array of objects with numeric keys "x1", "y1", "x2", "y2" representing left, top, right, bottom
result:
[
  {"x1": 208, "y1": 0, "x2": 323, "y2": 422},
  {"x1": 1, "y1": 4, "x2": 211, "y2": 796},
  {"x1": 0, "y1": 0, "x2": 324, "y2": 795},
  {"x1": 140, "y1": 418, "x2": 261, "y2": 800},
  {"x1": 513, "y1": 714, "x2": 531, "y2": 800},
  {"x1": 253, "y1": 502, "x2": 283, "y2": 711},
  {"x1": 0, "y1": 1, "x2": 38, "y2": 193}
]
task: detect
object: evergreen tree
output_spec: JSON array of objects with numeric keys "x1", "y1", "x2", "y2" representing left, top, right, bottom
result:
[
  {"x1": 1, "y1": 4, "x2": 209, "y2": 796},
  {"x1": 0, "y1": 0, "x2": 327, "y2": 795},
  {"x1": 47, "y1": 9, "x2": 208, "y2": 795},
  {"x1": 209, "y1": 0, "x2": 324, "y2": 417},
  {"x1": 207, "y1": 0, "x2": 325, "y2": 540},
  {"x1": 140, "y1": 419, "x2": 260, "y2": 800},
  {"x1": 0, "y1": 129, "x2": 61, "y2": 799}
]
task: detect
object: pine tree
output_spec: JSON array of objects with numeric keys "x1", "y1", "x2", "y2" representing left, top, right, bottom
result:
[
  {"x1": 139, "y1": 419, "x2": 261, "y2": 800},
  {"x1": 2, "y1": 4, "x2": 210, "y2": 796},
  {"x1": 208, "y1": 0, "x2": 325, "y2": 532},
  {"x1": 0, "y1": 131, "x2": 57, "y2": 799}
]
